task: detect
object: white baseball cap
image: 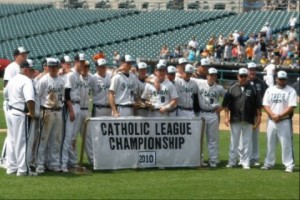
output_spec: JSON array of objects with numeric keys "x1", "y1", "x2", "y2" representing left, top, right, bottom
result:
[
  {"x1": 238, "y1": 68, "x2": 248, "y2": 75},
  {"x1": 84, "y1": 60, "x2": 90, "y2": 67},
  {"x1": 61, "y1": 55, "x2": 72, "y2": 63},
  {"x1": 138, "y1": 62, "x2": 147, "y2": 69},
  {"x1": 247, "y1": 62, "x2": 256, "y2": 69},
  {"x1": 167, "y1": 66, "x2": 176, "y2": 74},
  {"x1": 178, "y1": 58, "x2": 188, "y2": 65},
  {"x1": 96, "y1": 58, "x2": 107, "y2": 67},
  {"x1": 200, "y1": 58, "x2": 209, "y2": 66},
  {"x1": 159, "y1": 59, "x2": 167, "y2": 66},
  {"x1": 185, "y1": 64, "x2": 194, "y2": 73},
  {"x1": 208, "y1": 67, "x2": 218, "y2": 74},
  {"x1": 27, "y1": 59, "x2": 34, "y2": 68},
  {"x1": 121, "y1": 55, "x2": 134, "y2": 63},
  {"x1": 156, "y1": 63, "x2": 166, "y2": 70},
  {"x1": 270, "y1": 59, "x2": 275, "y2": 64},
  {"x1": 74, "y1": 53, "x2": 85, "y2": 61},
  {"x1": 277, "y1": 71, "x2": 287, "y2": 79},
  {"x1": 14, "y1": 47, "x2": 29, "y2": 56}
]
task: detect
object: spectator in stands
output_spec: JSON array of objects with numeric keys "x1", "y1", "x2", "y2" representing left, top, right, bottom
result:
[
  {"x1": 188, "y1": 36, "x2": 199, "y2": 50},
  {"x1": 93, "y1": 50, "x2": 105, "y2": 61},
  {"x1": 289, "y1": 16, "x2": 297, "y2": 28},
  {"x1": 237, "y1": 43, "x2": 245, "y2": 63},
  {"x1": 182, "y1": 44, "x2": 190, "y2": 58},
  {"x1": 172, "y1": 46, "x2": 183, "y2": 59},
  {"x1": 245, "y1": 44, "x2": 254, "y2": 61},
  {"x1": 279, "y1": 42, "x2": 289, "y2": 64},
  {"x1": 223, "y1": 41, "x2": 232, "y2": 62},
  {"x1": 233, "y1": 30, "x2": 239, "y2": 44},
  {"x1": 260, "y1": 55, "x2": 269, "y2": 65},
  {"x1": 160, "y1": 44, "x2": 169, "y2": 59},
  {"x1": 113, "y1": 51, "x2": 121, "y2": 66},
  {"x1": 228, "y1": 33, "x2": 234, "y2": 44},
  {"x1": 188, "y1": 47, "x2": 196, "y2": 62},
  {"x1": 215, "y1": 45, "x2": 223, "y2": 62},
  {"x1": 260, "y1": 38, "x2": 268, "y2": 57},
  {"x1": 289, "y1": 0, "x2": 297, "y2": 10},
  {"x1": 218, "y1": 34, "x2": 226, "y2": 49},
  {"x1": 277, "y1": 31, "x2": 284, "y2": 42},
  {"x1": 261, "y1": 22, "x2": 272, "y2": 41},
  {"x1": 282, "y1": 55, "x2": 293, "y2": 67},
  {"x1": 288, "y1": 28, "x2": 297, "y2": 42},
  {"x1": 232, "y1": 44, "x2": 238, "y2": 61},
  {"x1": 253, "y1": 41, "x2": 262, "y2": 62},
  {"x1": 246, "y1": 33, "x2": 256, "y2": 45}
]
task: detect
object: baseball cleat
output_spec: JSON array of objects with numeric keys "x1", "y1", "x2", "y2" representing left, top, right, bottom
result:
[
  {"x1": 261, "y1": 165, "x2": 271, "y2": 170},
  {"x1": 285, "y1": 167, "x2": 293, "y2": 173},
  {"x1": 226, "y1": 164, "x2": 235, "y2": 168},
  {"x1": 61, "y1": 167, "x2": 68, "y2": 173},
  {"x1": 210, "y1": 163, "x2": 217, "y2": 168},
  {"x1": 243, "y1": 166, "x2": 250, "y2": 170},
  {"x1": 35, "y1": 166, "x2": 45, "y2": 174}
]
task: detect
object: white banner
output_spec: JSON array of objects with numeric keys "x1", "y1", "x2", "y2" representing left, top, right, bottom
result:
[{"x1": 88, "y1": 117, "x2": 203, "y2": 170}]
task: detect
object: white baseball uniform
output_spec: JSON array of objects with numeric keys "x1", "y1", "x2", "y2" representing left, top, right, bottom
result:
[
  {"x1": 1, "y1": 62, "x2": 20, "y2": 168},
  {"x1": 109, "y1": 72, "x2": 138, "y2": 116},
  {"x1": 5, "y1": 73, "x2": 35, "y2": 175},
  {"x1": 262, "y1": 85, "x2": 297, "y2": 170},
  {"x1": 141, "y1": 79, "x2": 178, "y2": 117},
  {"x1": 174, "y1": 77, "x2": 198, "y2": 117},
  {"x1": 35, "y1": 73, "x2": 65, "y2": 172},
  {"x1": 78, "y1": 73, "x2": 93, "y2": 165},
  {"x1": 194, "y1": 79, "x2": 226, "y2": 166},
  {"x1": 91, "y1": 71, "x2": 112, "y2": 117},
  {"x1": 263, "y1": 64, "x2": 275, "y2": 87},
  {"x1": 61, "y1": 71, "x2": 82, "y2": 169}
]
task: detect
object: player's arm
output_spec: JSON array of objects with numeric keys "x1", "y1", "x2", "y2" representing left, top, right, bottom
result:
[
  {"x1": 278, "y1": 90, "x2": 297, "y2": 120},
  {"x1": 159, "y1": 98, "x2": 177, "y2": 113},
  {"x1": 3, "y1": 80, "x2": 8, "y2": 88},
  {"x1": 65, "y1": 88, "x2": 75, "y2": 121},
  {"x1": 222, "y1": 92, "x2": 231, "y2": 126},
  {"x1": 109, "y1": 90, "x2": 119, "y2": 117},
  {"x1": 26, "y1": 100, "x2": 36, "y2": 118},
  {"x1": 263, "y1": 105, "x2": 280, "y2": 122},
  {"x1": 224, "y1": 107, "x2": 230, "y2": 127}
]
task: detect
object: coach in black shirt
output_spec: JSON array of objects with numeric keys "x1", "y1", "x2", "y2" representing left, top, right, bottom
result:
[{"x1": 222, "y1": 68, "x2": 262, "y2": 169}]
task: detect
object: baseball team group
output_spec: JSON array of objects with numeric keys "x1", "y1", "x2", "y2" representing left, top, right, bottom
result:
[{"x1": 0, "y1": 46, "x2": 297, "y2": 176}]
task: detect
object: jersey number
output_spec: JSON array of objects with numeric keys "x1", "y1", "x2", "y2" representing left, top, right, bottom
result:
[{"x1": 161, "y1": 96, "x2": 165, "y2": 103}]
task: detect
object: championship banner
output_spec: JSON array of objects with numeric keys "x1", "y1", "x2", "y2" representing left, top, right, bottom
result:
[{"x1": 88, "y1": 117, "x2": 203, "y2": 170}]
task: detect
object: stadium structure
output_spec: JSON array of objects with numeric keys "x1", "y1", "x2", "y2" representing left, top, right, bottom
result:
[{"x1": 0, "y1": 0, "x2": 299, "y2": 82}]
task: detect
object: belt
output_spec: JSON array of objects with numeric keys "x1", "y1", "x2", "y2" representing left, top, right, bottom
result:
[
  {"x1": 8, "y1": 106, "x2": 25, "y2": 113},
  {"x1": 72, "y1": 101, "x2": 80, "y2": 104},
  {"x1": 116, "y1": 104, "x2": 133, "y2": 108},
  {"x1": 94, "y1": 104, "x2": 111, "y2": 109},
  {"x1": 80, "y1": 107, "x2": 89, "y2": 110},
  {"x1": 178, "y1": 106, "x2": 193, "y2": 111},
  {"x1": 200, "y1": 109, "x2": 215, "y2": 113},
  {"x1": 41, "y1": 106, "x2": 62, "y2": 111}
]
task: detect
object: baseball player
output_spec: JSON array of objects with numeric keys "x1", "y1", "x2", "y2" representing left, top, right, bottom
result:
[
  {"x1": 141, "y1": 64, "x2": 178, "y2": 117},
  {"x1": 78, "y1": 60, "x2": 94, "y2": 165},
  {"x1": 61, "y1": 53, "x2": 84, "y2": 172},
  {"x1": 261, "y1": 71, "x2": 297, "y2": 173},
  {"x1": 166, "y1": 66, "x2": 178, "y2": 117},
  {"x1": 134, "y1": 62, "x2": 148, "y2": 117},
  {"x1": 222, "y1": 68, "x2": 262, "y2": 169},
  {"x1": 238, "y1": 62, "x2": 267, "y2": 166},
  {"x1": 109, "y1": 55, "x2": 138, "y2": 117},
  {"x1": 176, "y1": 58, "x2": 188, "y2": 78},
  {"x1": 35, "y1": 58, "x2": 64, "y2": 173},
  {"x1": 193, "y1": 68, "x2": 226, "y2": 167},
  {"x1": 1, "y1": 47, "x2": 29, "y2": 169},
  {"x1": 59, "y1": 55, "x2": 73, "y2": 82},
  {"x1": 263, "y1": 60, "x2": 276, "y2": 87},
  {"x1": 4, "y1": 60, "x2": 36, "y2": 176},
  {"x1": 193, "y1": 59, "x2": 209, "y2": 79},
  {"x1": 91, "y1": 58, "x2": 112, "y2": 117},
  {"x1": 175, "y1": 64, "x2": 198, "y2": 117}
]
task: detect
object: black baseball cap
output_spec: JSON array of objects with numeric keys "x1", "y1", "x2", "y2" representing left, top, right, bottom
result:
[
  {"x1": 20, "y1": 60, "x2": 30, "y2": 68},
  {"x1": 74, "y1": 53, "x2": 86, "y2": 62}
]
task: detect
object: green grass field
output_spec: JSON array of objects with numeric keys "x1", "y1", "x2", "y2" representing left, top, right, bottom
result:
[{"x1": 0, "y1": 80, "x2": 299, "y2": 199}]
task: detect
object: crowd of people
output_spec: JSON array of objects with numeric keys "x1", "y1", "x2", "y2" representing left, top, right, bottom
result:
[
  {"x1": 0, "y1": 41, "x2": 297, "y2": 176},
  {"x1": 160, "y1": 20, "x2": 299, "y2": 69}
]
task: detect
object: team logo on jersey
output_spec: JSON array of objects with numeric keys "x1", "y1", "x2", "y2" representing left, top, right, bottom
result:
[
  {"x1": 271, "y1": 93, "x2": 286, "y2": 103},
  {"x1": 121, "y1": 82, "x2": 134, "y2": 91},
  {"x1": 97, "y1": 83, "x2": 109, "y2": 93},
  {"x1": 199, "y1": 89, "x2": 217, "y2": 98},
  {"x1": 179, "y1": 86, "x2": 194, "y2": 93},
  {"x1": 245, "y1": 89, "x2": 252, "y2": 96},
  {"x1": 255, "y1": 83, "x2": 261, "y2": 91}
]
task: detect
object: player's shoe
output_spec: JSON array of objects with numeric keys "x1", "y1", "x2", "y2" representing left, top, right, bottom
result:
[
  {"x1": 201, "y1": 161, "x2": 208, "y2": 167},
  {"x1": 35, "y1": 166, "x2": 45, "y2": 174},
  {"x1": 6, "y1": 170, "x2": 17, "y2": 175},
  {"x1": 261, "y1": 165, "x2": 272, "y2": 170},
  {"x1": 285, "y1": 167, "x2": 293, "y2": 173},
  {"x1": 242, "y1": 165, "x2": 250, "y2": 170},
  {"x1": 48, "y1": 166, "x2": 61, "y2": 173},
  {"x1": 253, "y1": 162, "x2": 260, "y2": 166},
  {"x1": 0, "y1": 159, "x2": 7, "y2": 169},
  {"x1": 61, "y1": 167, "x2": 68, "y2": 173},
  {"x1": 226, "y1": 164, "x2": 235, "y2": 168},
  {"x1": 17, "y1": 171, "x2": 38, "y2": 176},
  {"x1": 210, "y1": 163, "x2": 217, "y2": 168}
]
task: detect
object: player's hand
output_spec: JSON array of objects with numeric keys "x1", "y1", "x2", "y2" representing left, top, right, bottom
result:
[
  {"x1": 215, "y1": 107, "x2": 223, "y2": 114},
  {"x1": 271, "y1": 114, "x2": 280, "y2": 123},
  {"x1": 112, "y1": 110, "x2": 120, "y2": 118},
  {"x1": 154, "y1": 80, "x2": 161, "y2": 91},
  {"x1": 159, "y1": 106, "x2": 168, "y2": 113},
  {"x1": 69, "y1": 111, "x2": 75, "y2": 121},
  {"x1": 27, "y1": 112, "x2": 35, "y2": 119},
  {"x1": 225, "y1": 118, "x2": 230, "y2": 127}
]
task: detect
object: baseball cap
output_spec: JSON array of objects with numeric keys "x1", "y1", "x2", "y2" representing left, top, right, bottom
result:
[
  {"x1": 121, "y1": 55, "x2": 134, "y2": 63},
  {"x1": 156, "y1": 63, "x2": 167, "y2": 70},
  {"x1": 200, "y1": 58, "x2": 209, "y2": 66},
  {"x1": 74, "y1": 53, "x2": 85, "y2": 62},
  {"x1": 185, "y1": 64, "x2": 194, "y2": 73},
  {"x1": 96, "y1": 58, "x2": 107, "y2": 67},
  {"x1": 167, "y1": 66, "x2": 176, "y2": 74},
  {"x1": 208, "y1": 68, "x2": 218, "y2": 74},
  {"x1": 20, "y1": 60, "x2": 30, "y2": 68},
  {"x1": 159, "y1": 59, "x2": 167, "y2": 66},
  {"x1": 84, "y1": 60, "x2": 90, "y2": 67},
  {"x1": 270, "y1": 59, "x2": 275, "y2": 64},
  {"x1": 247, "y1": 62, "x2": 256, "y2": 69},
  {"x1": 60, "y1": 55, "x2": 72, "y2": 64},
  {"x1": 238, "y1": 68, "x2": 248, "y2": 75},
  {"x1": 13, "y1": 47, "x2": 29, "y2": 56},
  {"x1": 43, "y1": 58, "x2": 60, "y2": 67},
  {"x1": 137, "y1": 62, "x2": 147, "y2": 69},
  {"x1": 277, "y1": 71, "x2": 287, "y2": 79},
  {"x1": 178, "y1": 58, "x2": 188, "y2": 65}
]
